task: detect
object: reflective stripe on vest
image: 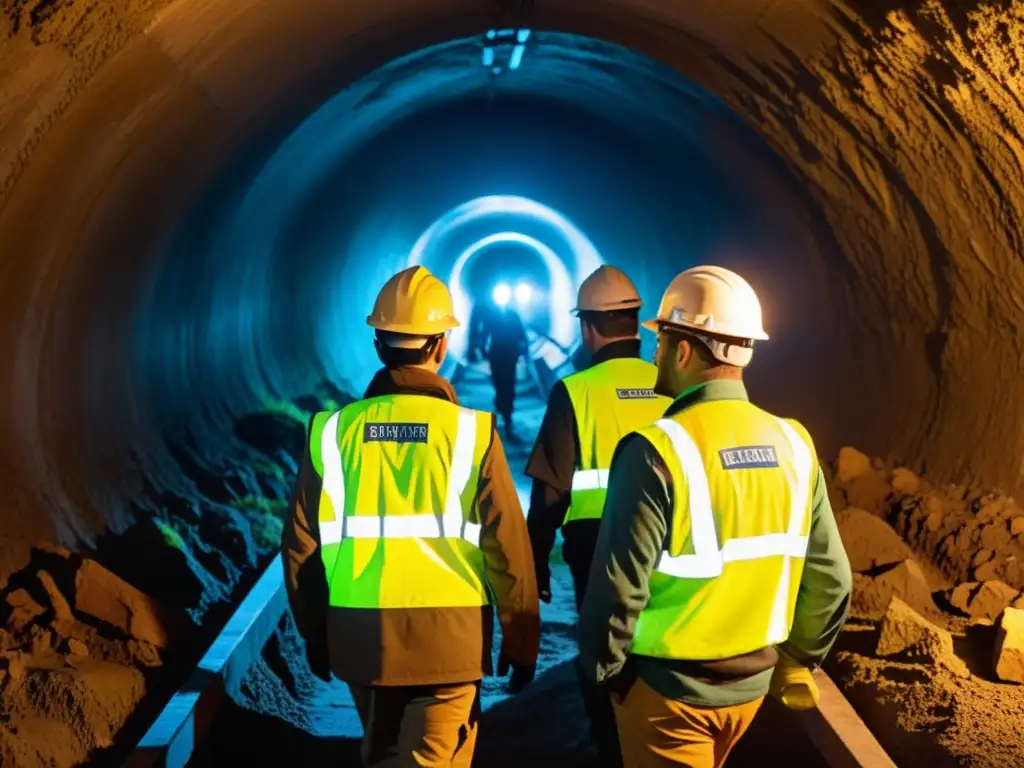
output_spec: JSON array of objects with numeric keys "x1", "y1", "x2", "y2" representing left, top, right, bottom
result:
[
  {"x1": 318, "y1": 408, "x2": 483, "y2": 547},
  {"x1": 630, "y1": 402, "x2": 816, "y2": 659},
  {"x1": 312, "y1": 395, "x2": 492, "y2": 610},
  {"x1": 571, "y1": 468, "x2": 609, "y2": 491},
  {"x1": 563, "y1": 357, "x2": 669, "y2": 524},
  {"x1": 650, "y1": 418, "x2": 812, "y2": 579}
]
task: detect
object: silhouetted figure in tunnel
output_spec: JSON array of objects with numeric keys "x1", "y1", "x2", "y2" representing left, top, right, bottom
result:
[{"x1": 468, "y1": 299, "x2": 529, "y2": 441}]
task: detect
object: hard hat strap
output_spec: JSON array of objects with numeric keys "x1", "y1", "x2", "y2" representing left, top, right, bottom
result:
[
  {"x1": 659, "y1": 323, "x2": 755, "y2": 367},
  {"x1": 701, "y1": 336, "x2": 755, "y2": 367},
  {"x1": 374, "y1": 334, "x2": 445, "y2": 368}
]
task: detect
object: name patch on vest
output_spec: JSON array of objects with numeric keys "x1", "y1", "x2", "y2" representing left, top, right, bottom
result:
[
  {"x1": 719, "y1": 445, "x2": 780, "y2": 470},
  {"x1": 363, "y1": 422, "x2": 429, "y2": 444},
  {"x1": 616, "y1": 388, "x2": 657, "y2": 400}
]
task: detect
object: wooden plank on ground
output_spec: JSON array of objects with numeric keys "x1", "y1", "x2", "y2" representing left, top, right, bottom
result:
[
  {"x1": 123, "y1": 554, "x2": 288, "y2": 768},
  {"x1": 794, "y1": 669, "x2": 898, "y2": 768}
]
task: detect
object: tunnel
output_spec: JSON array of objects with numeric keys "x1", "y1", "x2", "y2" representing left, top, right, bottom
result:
[{"x1": 2, "y1": 2, "x2": 1024, "y2": 767}]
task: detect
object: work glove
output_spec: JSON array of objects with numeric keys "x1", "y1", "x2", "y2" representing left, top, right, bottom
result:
[
  {"x1": 600, "y1": 659, "x2": 639, "y2": 705},
  {"x1": 768, "y1": 649, "x2": 820, "y2": 711},
  {"x1": 497, "y1": 651, "x2": 536, "y2": 695},
  {"x1": 536, "y1": 567, "x2": 552, "y2": 604}
]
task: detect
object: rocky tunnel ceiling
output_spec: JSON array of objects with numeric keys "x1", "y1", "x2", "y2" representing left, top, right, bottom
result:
[{"x1": 1, "y1": 0, "x2": 1024, "y2": 580}]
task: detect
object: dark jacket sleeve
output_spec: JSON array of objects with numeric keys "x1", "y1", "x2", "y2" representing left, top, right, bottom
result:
[
  {"x1": 524, "y1": 382, "x2": 576, "y2": 590},
  {"x1": 526, "y1": 480, "x2": 570, "y2": 593},
  {"x1": 281, "y1": 420, "x2": 330, "y2": 671},
  {"x1": 781, "y1": 467, "x2": 853, "y2": 667},
  {"x1": 476, "y1": 419, "x2": 541, "y2": 668},
  {"x1": 578, "y1": 434, "x2": 669, "y2": 684},
  {"x1": 525, "y1": 381, "x2": 577, "y2": 491}
]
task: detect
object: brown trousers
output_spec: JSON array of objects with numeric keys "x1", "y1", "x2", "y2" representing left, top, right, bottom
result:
[
  {"x1": 349, "y1": 682, "x2": 481, "y2": 767},
  {"x1": 612, "y1": 677, "x2": 763, "y2": 768}
]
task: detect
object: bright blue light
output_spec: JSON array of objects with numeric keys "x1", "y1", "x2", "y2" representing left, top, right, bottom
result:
[
  {"x1": 493, "y1": 283, "x2": 511, "y2": 307},
  {"x1": 514, "y1": 283, "x2": 532, "y2": 304},
  {"x1": 407, "y1": 196, "x2": 606, "y2": 360},
  {"x1": 509, "y1": 45, "x2": 525, "y2": 70},
  {"x1": 482, "y1": 47, "x2": 494, "y2": 67},
  {"x1": 517, "y1": 29, "x2": 531, "y2": 44}
]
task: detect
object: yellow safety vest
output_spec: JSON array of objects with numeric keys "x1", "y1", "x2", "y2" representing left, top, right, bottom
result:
[
  {"x1": 309, "y1": 394, "x2": 494, "y2": 610},
  {"x1": 562, "y1": 357, "x2": 670, "y2": 524},
  {"x1": 630, "y1": 398, "x2": 816, "y2": 660}
]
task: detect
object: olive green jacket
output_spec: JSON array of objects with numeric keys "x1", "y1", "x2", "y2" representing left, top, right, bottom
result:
[{"x1": 578, "y1": 379, "x2": 852, "y2": 706}]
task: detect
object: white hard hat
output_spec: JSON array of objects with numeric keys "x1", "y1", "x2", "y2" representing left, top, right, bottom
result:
[
  {"x1": 572, "y1": 265, "x2": 642, "y2": 314},
  {"x1": 642, "y1": 265, "x2": 767, "y2": 367}
]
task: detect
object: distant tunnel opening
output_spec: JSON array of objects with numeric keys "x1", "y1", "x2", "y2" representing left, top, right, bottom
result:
[
  {"x1": 459, "y1": 236, "x2": 559, "y2": 355},
  {"x1": 407, "y1": 192, "x2": 603, "y2": 375}
]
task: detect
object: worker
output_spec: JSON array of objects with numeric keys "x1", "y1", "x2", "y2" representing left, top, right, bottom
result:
[
  {"x1": 281, "y1": 265, "x2": 540, "y2": 768},
  {"x1": 525, "y1": 264, "x2": 670, "y2": 766},
  {"x1": 578, "y1": 265, "x2": 853, "y2": 768},
  {"x1": 468, "y1": 292, "x2": 529, "y2": 441}
]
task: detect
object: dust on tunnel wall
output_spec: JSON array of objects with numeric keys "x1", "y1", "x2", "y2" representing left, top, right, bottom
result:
[{"x1": 2, "y1": 0, "x2": 1024, "y2": 582}]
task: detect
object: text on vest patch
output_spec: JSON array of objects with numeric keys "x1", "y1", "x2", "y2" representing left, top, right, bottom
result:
[
  {"x1": 616, "y1": 388, "x2": 657, "y2": 399},
  {"x1": 363, "y1": 422, "x2": 429, "y2": 443},
  {"x1": 718, "y1": 445, "x2": 779, "y2": 469}
]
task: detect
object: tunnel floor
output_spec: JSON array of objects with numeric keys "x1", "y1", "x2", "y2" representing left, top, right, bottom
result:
[
  {"x1": 7, "y1": 362, "x2": 1024, "y2": 767},
  {"x1": 188, "y1": 371, "x2": 827, "y2": 766}
]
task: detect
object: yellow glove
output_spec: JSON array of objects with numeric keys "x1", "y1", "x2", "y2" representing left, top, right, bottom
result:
[{"x1": 768, "y1": 651, "x2": 820, "y2": 711}]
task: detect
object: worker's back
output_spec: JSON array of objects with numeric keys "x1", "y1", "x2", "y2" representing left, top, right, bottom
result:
[
  {"x1": 285, "y1": 265, "x2": 539, "y2": 768},
  {"x1": 309, "y1": 392, "x2": 495, "y2": 684},
  {"x1": 561, "y1": 357, "x2": 670, "y2": 523},
  {"x1": 632, "y1": 395, "x2": 816, "y2": 661}
]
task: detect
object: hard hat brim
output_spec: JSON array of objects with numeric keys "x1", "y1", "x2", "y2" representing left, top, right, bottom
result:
[
  {"x1": 366, "y1": 316, "x2": 460, "y2": 334},
  {"x1": 642, "y1": 317, "x2": 769, "y2": 341},
  {"x1": 571, "y1": 297, "x2": 644, "y2": 315}
]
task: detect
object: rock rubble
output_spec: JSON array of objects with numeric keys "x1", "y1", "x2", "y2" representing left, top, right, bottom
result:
[
  {"x1": 829, "y1": 447, "x2": 1024, "y2": 768},
  {"x1": 0, "y1": 389, "x2": 339, "y2": 766}
]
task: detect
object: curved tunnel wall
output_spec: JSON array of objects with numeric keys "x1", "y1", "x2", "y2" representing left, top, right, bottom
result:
[{"x1": 2, "y1": 0, "x2": 1024, "y2": 581}]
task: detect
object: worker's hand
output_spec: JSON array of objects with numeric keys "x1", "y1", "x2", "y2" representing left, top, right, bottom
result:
[
  {"x1": 536, "y1": 569, "x2": 552, "y2": 603},
  {"x1": 497, "y1": 650, "x2": 511, "y2": 677},
  {"x1": 509, "y1": 663, "x2": 536, "y2": 694},
  {"x1": 605, "y1": 662, "x2": 639, "y2": 705},
  {"x1": 497, "y1": 651, "x2": 536, "y2": 695},
  {"x1": 768, "y1": 650, "x2": 820, "y2": 711}
]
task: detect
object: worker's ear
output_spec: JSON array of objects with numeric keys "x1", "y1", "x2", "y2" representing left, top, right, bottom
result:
[
  {"x1": 675, "y1": 337, "x2": 693, "y2": 369},
  {"x1": 580, "y1": 318, "x2": 593, "y2": 348},
  {"x1": 434, "y1": 335, "x2": 448, "y2": 364}
]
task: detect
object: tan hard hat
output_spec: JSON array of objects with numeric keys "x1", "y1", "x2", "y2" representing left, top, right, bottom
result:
[
  {"x1": 366, "y1": 266, "x2": 460, "y2": 337},
  {"x1": 571, "y1": 265, "x2": 643, "y2": 314},
  {"x1": 643, "y1": 265, "x2": 767, "y2": 366}
]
